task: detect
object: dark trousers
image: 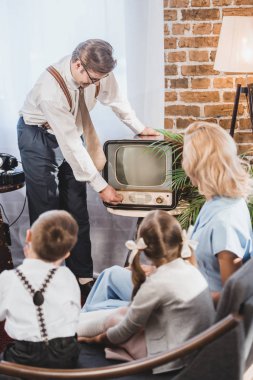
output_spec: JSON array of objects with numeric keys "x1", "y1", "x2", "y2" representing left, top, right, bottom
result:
[
  {"x1": 3, "y1": 336, "x2": 80, "y2": 369},
  {"x1": 17, "y1": 117, "x2": 93, "y2": 278}
]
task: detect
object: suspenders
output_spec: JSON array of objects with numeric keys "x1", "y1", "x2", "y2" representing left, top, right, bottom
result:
[
  {"x1": 47, "y1": 66, "x2": 73, "y2": 110},
  {"x1": 15, "y1": 267, "x2": 58, "y2": 343},
  {"x1": 46, "y1": 65, "x2": 100, "y2": 111},
  {"x1": 46, "y1": 65, "x2": 106, "y2": 171}
]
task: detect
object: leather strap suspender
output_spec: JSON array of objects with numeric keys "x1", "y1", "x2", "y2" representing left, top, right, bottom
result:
[
  {"x1": 46, "y1": 65, "x2": 100, "y2": 112},
  {"x1": 95, "y1": 82, "x2": 100, "y2": 98},
  {"x1": 47, "y1": 66, "x2": 72, "y2": 111},
  {"x1": 45, "y1": 65, "x2": 105, "y2": 170}
]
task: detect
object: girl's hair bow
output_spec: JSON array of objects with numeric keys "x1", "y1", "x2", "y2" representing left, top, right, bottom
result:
[
  {"x1": 181, "y1": 227, "x2": 198, "y2": 258},
  {"x1": 125, "y1": 238, "x2": 147, "y2": 265}
]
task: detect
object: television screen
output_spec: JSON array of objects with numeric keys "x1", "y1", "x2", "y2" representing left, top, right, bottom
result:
[
  {"x1": 116, "y1": 146, "x2": 166, "y2": 187},
  {"x1": 103, "y1": 139, "x2": 177, "y2": 210}
]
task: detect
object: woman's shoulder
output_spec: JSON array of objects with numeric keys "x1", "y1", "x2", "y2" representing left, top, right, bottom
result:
[
  {"x1": 201, "y1": 197, "x2": 248, "y2": 223},
  {"x1": 207, "y1": 196, "x2": 246, "y2": 208},
  {"x1": 214, "y1": 197, "x2": 249, "y2": 220}
]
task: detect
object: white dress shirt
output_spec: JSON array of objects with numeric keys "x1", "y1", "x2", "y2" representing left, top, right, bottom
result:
[
  {"x1": 20, "y1": 55, "x2": 145, "y2": 192},
  {"x1": 0, "y1": 259, "x2": 81, "y2": 341}
]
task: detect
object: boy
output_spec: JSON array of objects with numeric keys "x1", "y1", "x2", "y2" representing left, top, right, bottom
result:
[{"x1": 0, "y1": 210, "x2": 81, "y2": 368}]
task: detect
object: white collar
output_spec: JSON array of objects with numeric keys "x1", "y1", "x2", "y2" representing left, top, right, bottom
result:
[
  {"x1": 21, "y1": 258, "x2": 58, "y2": 270},
  {"x1": 64, "y1": 56, "x2": 80, "y2": 90}
]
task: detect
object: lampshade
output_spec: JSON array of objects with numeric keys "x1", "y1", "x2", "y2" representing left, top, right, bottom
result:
[{"x1": 214, "y1": 16, "x2": 253, "y2": 73}]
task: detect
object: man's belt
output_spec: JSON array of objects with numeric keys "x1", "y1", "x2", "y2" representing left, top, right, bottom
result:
[{"x1": 42, "y1": 122, "x2": 51, "y2": 129}]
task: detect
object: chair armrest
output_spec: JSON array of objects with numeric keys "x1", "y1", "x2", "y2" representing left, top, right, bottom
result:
[{"x1": 0, "y1": 313, "x2": 241, "y2": 379}]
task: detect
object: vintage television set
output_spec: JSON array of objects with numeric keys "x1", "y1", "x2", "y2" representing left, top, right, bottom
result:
[{"x1": 103, "y1": 139, "x2": 178, "y2": 211}]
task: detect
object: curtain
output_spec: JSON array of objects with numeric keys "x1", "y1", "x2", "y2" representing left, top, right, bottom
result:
[{"x1": 0, "y1": 0, "x2": 163, "y2": 273}]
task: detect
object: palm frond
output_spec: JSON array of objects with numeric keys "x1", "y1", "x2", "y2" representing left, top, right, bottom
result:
[
  {"x1": 170, "y1": 168, "x2": 190, "y2": 191},
  {"x1": 176, "y1": 194, "x2": 205, "y2": 229},
  {"x1": 148, "y1": 131, "x2": 204, "y2": 228},
  {"x1": 150, "y1": 134, "x2": 183, "y2": 165},
  {"x1": 156, "y1": 129, "x2": 184, "y2": 144}
]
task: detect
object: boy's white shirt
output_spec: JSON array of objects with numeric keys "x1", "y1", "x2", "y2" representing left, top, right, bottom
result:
[{"x1": 0, "y1": 258, "x2": 81, "y2": 341}]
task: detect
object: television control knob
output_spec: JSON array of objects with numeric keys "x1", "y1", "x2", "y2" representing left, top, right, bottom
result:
[{"x1": 156, "y1": 196, "x2": 164, "y2": 204}]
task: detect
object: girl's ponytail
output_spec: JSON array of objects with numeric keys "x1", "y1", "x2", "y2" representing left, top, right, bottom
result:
[
  {"x1": 125, "y1": 238, "x2": 147, "y2": 299},
  {"x1": 131, "y1": 251, "x2": 146, "y2": 299}
]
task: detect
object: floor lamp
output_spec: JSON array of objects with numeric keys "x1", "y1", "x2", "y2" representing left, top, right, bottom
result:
[{"x1": 214, "y1": 16, "x2": 253, "y2": 137}]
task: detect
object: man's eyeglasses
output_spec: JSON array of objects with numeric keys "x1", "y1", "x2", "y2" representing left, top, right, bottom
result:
[{"x1": 79, "y1": 59, "x2": 108, "y2": 84}]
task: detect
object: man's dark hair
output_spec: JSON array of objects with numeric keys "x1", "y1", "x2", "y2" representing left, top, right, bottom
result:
[{"x1": 72, "y1": 39, "x2": 117, "y2": 74}]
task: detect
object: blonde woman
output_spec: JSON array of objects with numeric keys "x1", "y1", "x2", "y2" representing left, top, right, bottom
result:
[{"x1": 183, "y1": 121, "x2": 253, "y2": 302}]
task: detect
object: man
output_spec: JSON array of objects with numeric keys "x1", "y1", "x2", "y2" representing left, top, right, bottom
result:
[{"x1": 18, "y1": 39, "x2": 158, "y2": 295}]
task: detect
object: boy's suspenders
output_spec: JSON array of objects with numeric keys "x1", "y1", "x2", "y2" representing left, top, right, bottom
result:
[{"x1": 15, "y1": 267, "x2": 58, "y2": 343}]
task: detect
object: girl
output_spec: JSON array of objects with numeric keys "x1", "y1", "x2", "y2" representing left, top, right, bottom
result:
[{"x1": 78, "y1": 210, "x2": 215, "y2": 374}]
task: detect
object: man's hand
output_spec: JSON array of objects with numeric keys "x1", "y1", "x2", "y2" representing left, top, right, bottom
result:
[
  {"x1": 139, "y1": 127, "x2": 160, "y2": 136},
  {"x1": 99, "y1": 185, "x2": 123, "y2": 204}
]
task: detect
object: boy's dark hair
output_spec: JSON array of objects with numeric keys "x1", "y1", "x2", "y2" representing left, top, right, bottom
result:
[
  {"x1": 31, "y1": 210, "x2": 78, "y2": 262},
  {"x1": 71, "y1": 39, "x2": 117, "y2": 74}
]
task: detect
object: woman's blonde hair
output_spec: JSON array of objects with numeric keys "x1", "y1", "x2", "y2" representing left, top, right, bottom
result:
[
  {"x1": 31, "y1": 210, "x2": 78, "y2": 262},
  {"x1": 182, "y1": 121, "x2": 252, "y2": 199},
  {"x1": 131, "y1": 210, "x2": 183, "y2": 298}
]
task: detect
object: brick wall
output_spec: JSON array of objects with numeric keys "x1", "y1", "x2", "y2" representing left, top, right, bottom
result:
[{"x1": 164, "y1": 0, "x2": 253, "y2": 154}]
